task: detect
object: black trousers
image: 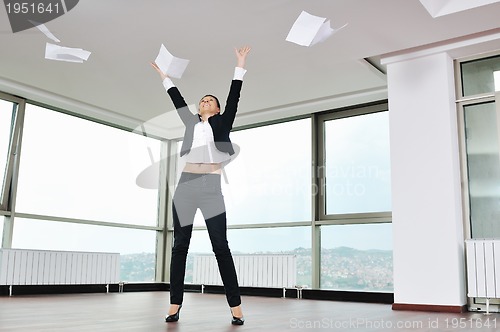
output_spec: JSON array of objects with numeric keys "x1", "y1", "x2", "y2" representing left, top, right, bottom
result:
[{"x1": 170, "y1": 172, "x2": 241, "y2": 307}]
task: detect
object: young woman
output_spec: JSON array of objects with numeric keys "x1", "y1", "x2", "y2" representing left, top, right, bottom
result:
[{"x1": 151, "y1": 46, "x2": 250, "y2": 325}]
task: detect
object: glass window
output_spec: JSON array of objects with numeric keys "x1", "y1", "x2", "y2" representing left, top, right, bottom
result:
[
  {"x1": 184, "y1": 226, "x2": 312, "y2": 287},
  {"x1": 463, "y1": 102, "x2": 500, "y2": 238},
  {"x1": 0, "y1": 99, "x2": 15, "y2": 206},
  {"x1": 174, "y1": 118, "x2": 312, "y2": 225},
  {"x1": 224, "y1": 119, "x2": 312, "y2": 224},
  {"x1": 11, "y1": 217, "x2": 157, "y2": 282},
  {"x1": 461, "y1": 55, "x2": 500, "y2": 97},
  {"x1": 15, "y1": 104, "x2": 161, "y2": 226},
  {"x1": 324, "y1": 111, "x2": 391, "y2": 215},
  {"x1": 320, "y1": 223, "x2": 393, "y2": 292}
]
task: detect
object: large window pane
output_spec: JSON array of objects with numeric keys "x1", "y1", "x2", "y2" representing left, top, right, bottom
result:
[
  {"x1": 461, "y1": 55, "x2": 500, "y2": 97},
  {"x1": 324, "y1": 111, "x2": 391, "y2": 215},
  {"x1": 11, "y1": 218, "x2": 157, "y2": 282},
  {"x1": 463, "y1": 102, "x2": 500, "y2": 238},
  {"x1": 175, "y1": 119, "x2": 311, "y2": 225},
  {"x1": 184, "y1": 226, "x2": 312, "y2": 287},
  {"x1": 224, "y1": 119, "x2": 312, "y2": 224},
  {"x1": 0, "y1": 99, "x2": 15, "y2": 205},
  {"x1": 320, "y1": 223, "x2": 393, "y2": 292},
  {"x1": 16, "y1": 105, "x2": 160, "y2": 226}
]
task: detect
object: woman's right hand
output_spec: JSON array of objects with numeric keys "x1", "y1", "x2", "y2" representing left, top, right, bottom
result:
[
  {"x1": 235, "y1": 46, "x2": 251, "y2": 69},
  {"x1": 150, "y1": 62, "x2": 168, "y2": 81}
]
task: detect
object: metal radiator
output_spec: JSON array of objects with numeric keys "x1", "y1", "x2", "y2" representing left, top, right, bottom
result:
[
  {"x1": 465, "y1": 239, "x2": 500, "y2": 313},
  {"x1": 192, "y1": 254, "x2": 298, "y2": 297},
  {"x1": 0, "y1": 249, "x2": 120, "y2": 295}
]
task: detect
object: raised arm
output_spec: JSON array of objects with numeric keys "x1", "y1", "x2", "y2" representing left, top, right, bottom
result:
[
  {"x1": 220, "y1": 46, "x2": 251, "y2": 128},
  {"x1": 150, "y1": 61, "x2": 195, "y2": 126}
]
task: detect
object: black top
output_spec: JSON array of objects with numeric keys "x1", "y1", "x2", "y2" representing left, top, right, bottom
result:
[{"x1": 167, "y1": 80, "x2": 243, "y2": 157}]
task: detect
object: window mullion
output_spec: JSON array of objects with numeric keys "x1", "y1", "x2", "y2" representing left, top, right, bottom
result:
[{"x1": 1, "y1": 95, "x2": 25, "y2": 212}]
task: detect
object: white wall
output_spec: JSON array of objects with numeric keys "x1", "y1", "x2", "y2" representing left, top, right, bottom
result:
[{"x1": 386, "y1": 51, "x2": 466, "y2": 306}]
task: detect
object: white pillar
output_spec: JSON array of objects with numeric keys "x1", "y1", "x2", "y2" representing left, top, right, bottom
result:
[{"x1": 386, "y1": 51, "x2": 466, "y2": 309}]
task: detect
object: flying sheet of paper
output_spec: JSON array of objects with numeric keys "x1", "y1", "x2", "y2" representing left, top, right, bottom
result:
[
  {"x1": 29, "y1": 20, "x2": 60, "y2": 42},
  {"x1": 154, "y1": 44, "x2": 190, "y2": 79},
  {"x1": 45, "y1": 43, "x2": 91, "y2": 63},
  {"x1": 286, "y1": 11, "x2": 347, "y2": 47}
]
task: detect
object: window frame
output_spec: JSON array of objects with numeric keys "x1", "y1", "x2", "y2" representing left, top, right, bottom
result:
[
  {"x1": 455, "y1": 50, "x2": 500, "y2": 314},
  {"x1": 316, "y1": 101, "x2": 392, "y2": 224},
  {"x1": 0, "y1": 95, "x2": 169, "y2": 282},
  {"x1": 455, "y1": 51, "x2": 500, "y2": 241},
  {"x1": 1, "y1": 86, "x2": 394, "y2": 294}
]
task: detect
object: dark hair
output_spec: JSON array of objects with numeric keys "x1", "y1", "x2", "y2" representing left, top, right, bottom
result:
[{"x1": 200, "y1": 94, "x2": 220, "y2": 109}]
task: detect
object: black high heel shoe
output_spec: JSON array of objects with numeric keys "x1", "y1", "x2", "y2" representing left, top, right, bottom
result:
[
  {"x1": 231, "y1": 316, "x2": 245, "y2": 325},
  {"x1": 230, "y1": 308, "x2": 245, "y2": 325},
  {"x1": 165, "y1": 304, "x2": 182, "y2": 323}
]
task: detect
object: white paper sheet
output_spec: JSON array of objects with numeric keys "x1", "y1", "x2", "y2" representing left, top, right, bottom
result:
[
  {"x1": 286, "y1": 11, "x2": 347, "y2": 47},
  {"x1": 154, "y1": 44, "x2": 190, "y2": 79},
  {"x1": 29, "y1": 20, "x2": 61, "y2": 43},
  {"x1": 45, "y1": 43, "x2": 91, "y2": 63}
]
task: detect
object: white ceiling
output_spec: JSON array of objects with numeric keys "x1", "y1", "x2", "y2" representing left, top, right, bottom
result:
[{"x1": 1, "y1": 0, "x2": 500, "y2": 139}]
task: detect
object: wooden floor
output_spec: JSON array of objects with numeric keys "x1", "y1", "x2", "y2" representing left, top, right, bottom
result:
[{"x1": 0, "y1": 291, "x2": 499, "y2": 331}]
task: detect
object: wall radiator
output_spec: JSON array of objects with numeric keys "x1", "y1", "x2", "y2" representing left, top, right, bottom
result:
[
  {"x1": 192, "y1": 254, "x2": 298, "y2": 297},
  {"x1": 465, "y1": 239, "x2": 500, "y2": 313},
  {"x1": 0, "y1": 249, "x2": 120, "y2": 295}
]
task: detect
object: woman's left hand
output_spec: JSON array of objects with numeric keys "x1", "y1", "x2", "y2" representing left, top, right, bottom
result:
[{"x1": 150, "y1": 61, "x2": 169, "y2": 81}]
